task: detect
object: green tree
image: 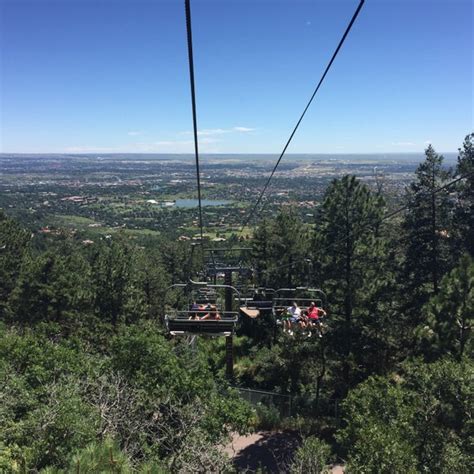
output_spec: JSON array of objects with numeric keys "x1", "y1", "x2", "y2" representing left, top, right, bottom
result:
[
  {"x1": 91, "y1": 239, "x2": 131, "y2": 326},
  {"x1": 315, "y1": 175, "x2": 385, "y2": 393},
  {"x1": 338, "y1": 358, "x2": 473, "y2": 473},
  {"x1": 454, "y1": 133, "x2": 474, "y2": 256},
  {"x1": 0, "y1": 212, "x2": 29, "y2": 319},
  {"x1": 417, "y1": 254, "x2": 473, "y2": 360},
  {"x1": 60, "y1": 438, "x2": 134, "y2": 473},
  {"x1": 9, "y1": 251, "x2": 91, "y2": 326},
  {"x1": 251, "y1": 218, "x2": 272, "y2": 287},
  {"x1": 290, "y1": 436, "x2": 332, "y2": 474},
  {"x1": 402, "y1": 144, "x2": 452, "y2": 303},
  {"x1": 251, "y1": 210, "x2": 309, "y2": 289}
]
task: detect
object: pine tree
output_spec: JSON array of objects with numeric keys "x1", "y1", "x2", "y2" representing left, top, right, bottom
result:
[
  {"x1": 9, "y1": 250, "x2": 91, "y2": 326},
  {"x1": 0, "y1": 212, "x2": 29, "y2": 319},
  {"x1": 91, "y1": 238, "x2": 131, "y2": 326},
  {"x1": 250, "y1": 210, "x2": 309, "y2": 289},
  {"x1": 418, "y1": 254, "x2": 473, "y2": 360},
  {"x1": 251, "y1": 218, "x2": 271, "y2": 287},
  {"x1": 271, "y1": 210, "x2": 309, "y2": 288},
  {"x1": 454, "y1": 133, "x2": 474, "y2": 256},
  {"x1": 402, "y1": 144, "x2": 452, "y2": 304},
  {"x1": 316, "y1": 175, "x2": 385, "y2": 392}
]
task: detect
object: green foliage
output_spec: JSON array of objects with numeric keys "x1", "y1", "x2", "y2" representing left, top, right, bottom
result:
[
  {"x1": 0, "y1": 211, "x2": 30, "y2": 319},
  {"x1": 91, "y1": 239, "x2": 132, "y2": 326},
  {"x1": 338, "y1": 358, "x2": 473, "y2": 473},
  {"x1": 23, "y1": 379, "x2": 100, "y2": 469},
  {"x1": 65, "y1": 438, "x2": 133, "y2": 473},
  {"x1": 8, "y1": 250, "x2": 93, "y2": 327},
  {"x1": 109, "y1": 322, "x2": 213, "y2": 398},
  {"x1": 255, "y1": 403, "x2": 281, "y2": 430},
  {"x1": 417, "y1": 254, "x2": 474, "y2": 360},
  {"x1": 290, "y1": 436, "x2": 332, "y2": 474},
  {"x1": 345, "y1": 425, "x2": 418, "y2": 474},
  {"x1": 41, "y1": 438, "x2": 168, "y2": 473},
  {"x1": 252, "y1": 210, "x2": 310, "y2": 289},
  {"x1": 0, "y1": 328, "x2": 100, "y2": 470},
  {"x1": 402, "y1": 144, "x2": 453, "y2": 303},
  {"x1": 1, "y1": 139, "x2": 472, "y2": 473},
  {"x1": 203, "y1": 390, "x2": 254, "y2": 439},
  {"x1": 0, "y1": 442, "x2": 25, "y2": 473},
  {"x1": 454, "y1": 133, "x2": 474, "y2": 256},
  {"x1": 315, "y1": 175, "x2": 386, "y2": 392}
]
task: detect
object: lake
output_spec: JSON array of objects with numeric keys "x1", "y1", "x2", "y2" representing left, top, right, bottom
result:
[{"x1": 175, "y1": 198, "x2": 232, "y2": 208}]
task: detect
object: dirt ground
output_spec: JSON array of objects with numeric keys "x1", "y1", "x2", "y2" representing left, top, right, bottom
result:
[{"x1": 225, "y1": 431, "x2": 345, "y2": 473}]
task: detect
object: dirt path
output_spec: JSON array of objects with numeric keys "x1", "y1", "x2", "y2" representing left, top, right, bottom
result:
[{"x1": 225, "y1": 432, "x2": 345, "y2": 473}]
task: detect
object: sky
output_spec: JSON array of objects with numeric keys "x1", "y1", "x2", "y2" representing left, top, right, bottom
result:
[{"x1": 0, "y1": 0, "x2": 472, "y2": 154}]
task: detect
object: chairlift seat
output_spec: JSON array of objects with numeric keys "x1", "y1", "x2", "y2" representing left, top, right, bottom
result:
[
  {"x1": 166, "y1": 311, "x2": 238, "y2": 336},
  {"x1": 240, "y1": 299, "x2": 273, "y2": 318}
]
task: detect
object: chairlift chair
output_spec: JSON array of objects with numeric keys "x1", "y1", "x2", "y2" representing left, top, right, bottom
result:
[
  {"x1": 239, "y1": 287, "x2": 276, "y2": 319},
  {"x1": 273, "y1": 287, "x2": 327, "y2": 335},
  {"x1": 165, "y1": 280, "x2": 240, "y2": 337}
]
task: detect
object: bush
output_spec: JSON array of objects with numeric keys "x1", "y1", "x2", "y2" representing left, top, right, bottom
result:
[
  {"x1": 255, "y1": 403, "x2": 281, "y2": 430},
  {"x1": 290, "y1": 436, "x2": 332, "y2": 474}
]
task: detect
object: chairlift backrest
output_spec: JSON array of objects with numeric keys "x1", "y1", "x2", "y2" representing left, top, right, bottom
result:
[{"x1": 273, "y1": 288, "x2": 326, "y2": 316}]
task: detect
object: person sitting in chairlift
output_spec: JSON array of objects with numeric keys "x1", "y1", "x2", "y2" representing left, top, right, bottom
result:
[
  {"x1": 307, "y1": 302, "x2": 326, "y2": 336},
  {"x1": 199, "y1": 304, "x2": 221, "y2": 320},
  {"x1": 189, "y1": 301, "x2": 203, "y2": 320},
  {"x1": 284, "y1": 302, "x2": 303, "y2": 334}
]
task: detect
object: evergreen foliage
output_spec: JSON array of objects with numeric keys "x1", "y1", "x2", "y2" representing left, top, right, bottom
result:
[
  {"x1": 315, "y1": 175, "x2": 386, "y2": 392},
  {"x1": 403, "y1": 144, "x2": 453, "y2": 303},
  {"x1": 0, "y1": 135, "x2": 472, "y2": 471},
  {"x1": 290, "y1": 436, "x2": 332, "y2": 474},
  {"x1": 338, "y1": 358, "x2": 473, "y2": 473},
  {"x1": 418, "y1": 254, "x2": 473, "y2": 360},
  {"x1": 454, "y1": 133, "x2": 474, "y2": 256}
]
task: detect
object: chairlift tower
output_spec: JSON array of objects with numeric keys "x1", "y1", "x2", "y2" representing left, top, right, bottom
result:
[{"x1": 203, "y1": 247, "x2": 253, "y2": 379}]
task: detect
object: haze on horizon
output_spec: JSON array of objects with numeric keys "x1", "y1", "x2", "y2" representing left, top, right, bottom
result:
[{"x1": 1, "y1": 0, "x2": 472, "y2": 155}]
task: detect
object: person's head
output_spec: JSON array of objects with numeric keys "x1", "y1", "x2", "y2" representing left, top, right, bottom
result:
[
  {"x1": 310, "y1": 302, "x2": 315, "y2": 308},
  {"x1": 292, "y1": 302, "x2": 298, "y2": 308}
]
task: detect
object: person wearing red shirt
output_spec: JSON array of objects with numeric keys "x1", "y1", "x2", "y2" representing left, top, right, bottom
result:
[{"x1": 307, "y1": 302, "x2": 327, "y2": 336}]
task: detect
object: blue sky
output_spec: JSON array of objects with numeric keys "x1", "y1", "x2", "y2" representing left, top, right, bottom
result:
[{"x1": 0, "y1": 0, "x2": 472, "y2": 154}]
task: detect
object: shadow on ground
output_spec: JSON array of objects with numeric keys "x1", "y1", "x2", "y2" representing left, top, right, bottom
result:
[{"x1": 233, "y1": 431, "x2": 302, "y2": 473}]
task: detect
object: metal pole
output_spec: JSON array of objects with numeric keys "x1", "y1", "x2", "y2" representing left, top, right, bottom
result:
[{"x1": 224, "y1": 270, "x2": 234, "y2": 379}]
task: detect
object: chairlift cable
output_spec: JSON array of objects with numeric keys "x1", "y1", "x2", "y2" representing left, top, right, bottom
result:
[
  {"x1": 240, "y1": 0, "x2": 366, "y2": 233},
  {"x1": 185, "y1": 0, "x2": 204, "y2": 241}
]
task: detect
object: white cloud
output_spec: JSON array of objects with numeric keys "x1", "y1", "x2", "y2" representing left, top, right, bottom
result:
[
  {"x1": 424, "y1": 140, "x2": 432, "y2": 145},
  {"x1": 199, "y1": 137, "x2": 221, "y2": 144},
  {"x1": 153, "y1": 140, "x2": 191, "y2": 147},
  {"x1": 391, "y1": 141, "x2": 415, "y2": 147},
  {"x1": 180, "y1": 126, "x2": 256, "y2": 136},
  {"x1": 64, "y1": 146, "x2": 122, "y2": 153},
  {"x1": 198, "y1": 129, "x2": 228, "y2": 136},
  {"x1": 64, "y1": 127, "x2": 251, "y2": 154},
  {"x1": 232, "y1": 126, "x2": 256, "y2": 133},
  {"x1": 133, "y1": 138, "x2": 220, "y2": 153}
]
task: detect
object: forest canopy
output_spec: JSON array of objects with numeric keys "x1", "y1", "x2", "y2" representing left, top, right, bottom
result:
[{"x1": 0, "y1": 135, "x2": 473, "y2": 472}]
